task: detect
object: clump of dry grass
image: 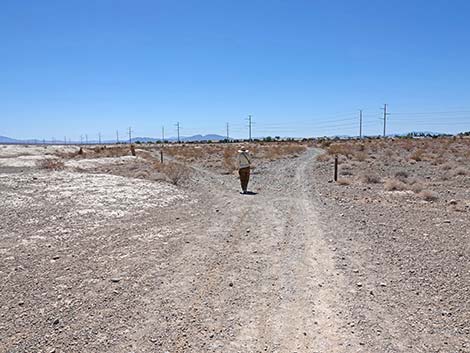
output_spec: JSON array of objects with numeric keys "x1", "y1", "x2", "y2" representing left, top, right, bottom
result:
[
  {"x1": 410, "y1": 183, "x2": 424, "y2": 193},
  {"x1": 353, "y1": 151, "x2": 368, "y2": 162},
  {"x1": 37, "y1": 159, "x2": 65, "y2": 170},
  {"x1": 222, "y1": 148, "x2": 237, "y2": 174},
  {"x1": 452, "y1": 167, "x2": 467, "y2": 176},
  {"x1": 157, "y1": 162, "x2": 191, "y2": 185},
  {"x1": 337, "y1": 178, "x2": 352, "y2": 186},
  {"x1": 316, "y1": 153, "x2": 331, "y2": 162},
  {"x1": 263, "y1": 144, "x2": 307, "y2": 160},
  {"x1": 410, "y1": 149, "x2": 424, "y2": 162},
  {"x1": 384, "y1": 178, "x2": 408, "y2": 191},
  {"x1": 441, "y1": 163, "x2": 454, "y2": 171},
  {"x1": 358, "y1": 173, "x2": 381, "y2": 184},
  {"x1": 418, "y1": 190, "x2": 439, "y2": 201}
]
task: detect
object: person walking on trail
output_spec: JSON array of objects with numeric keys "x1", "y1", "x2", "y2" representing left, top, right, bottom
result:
[{"x1": 238, "y1": 147, "x2": 251, "y2": 194}]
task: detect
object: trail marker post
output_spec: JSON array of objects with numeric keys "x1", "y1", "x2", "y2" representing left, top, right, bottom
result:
[{"x1": 334, "y1": 155, "x2": 338, "y2": 182}]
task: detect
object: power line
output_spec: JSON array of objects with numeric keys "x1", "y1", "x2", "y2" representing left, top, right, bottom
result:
[
  {"x1": 247, "y1": 115, "x2": 253, "y2": 141},
  {"x1": 381, "y1": 104, "x2": 390, "y2": 137},
  {"x1": 175, "y1": 122, "x2": 180, "y2": 143},
  {"x1": 359, "y1": 109, "x2": 363, "y2": 139}
]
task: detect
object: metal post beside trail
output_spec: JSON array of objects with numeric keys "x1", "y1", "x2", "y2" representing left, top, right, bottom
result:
[
  {"x1": 160, "y1": 150, "x2": 163, "y2": 163},
  {"x1": 334, "y1": 155, "x2": 338, "y2": 182}
]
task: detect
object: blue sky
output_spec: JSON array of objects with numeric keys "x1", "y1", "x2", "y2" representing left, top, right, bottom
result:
[{"x1": 1, "y1": 0, "x2": 470, "y2": 140}]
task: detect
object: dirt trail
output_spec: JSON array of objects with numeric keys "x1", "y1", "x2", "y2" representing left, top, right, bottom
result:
[
  {"x1": 1, "y1": 148, "x2": 361, "y2": 353},
  {"x1": 136, "y1": 149, "x2": 359, "y2": 352}
]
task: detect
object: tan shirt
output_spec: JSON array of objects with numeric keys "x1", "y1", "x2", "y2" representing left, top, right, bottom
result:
[{"x1": 238, "y1": 152, "x2": 251, "y2": 169}]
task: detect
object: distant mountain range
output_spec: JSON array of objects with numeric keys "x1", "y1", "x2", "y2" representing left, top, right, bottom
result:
[
  {"x1": 0, "y1": 134, "x2": 228, "y2": 144},
  {"x1": 0, "y1": 131, "x2": 461, "y2": 144}
]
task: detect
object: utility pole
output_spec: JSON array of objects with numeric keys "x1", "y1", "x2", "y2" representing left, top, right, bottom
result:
[
  {"x1": 226, "y1": 122, "x2": 230, "y2": 141},
  {"x1": 98, "y1": 132, "x2": 102, "y2": 145},
  {"x1": 359, "y1": 110, "x2": 363, "y2": 139},
  {"x1": 175, "y1": 122, "x2": 180, "y2": 143},
  {"x1": 382, "y1": 104, "x2": 390, "y2": 138},
  {"x1": 116, "y1": 130, "x2": 119, "y2": 144},
  {"x1": 64, "y1": 136, "x2": 67, "y2": 145},
  {"x1": 128, "y1": 127, "x2": 132, "y2": 144},
  {"x1": 248, "y1": 115, "x2": 252, "y2": 141},
  {"x1": 80, "y1": 135, "x2": 83, "y2": 145},
  {"x1": 162, "y1": 126, "x2": 165, "y2": 144}
]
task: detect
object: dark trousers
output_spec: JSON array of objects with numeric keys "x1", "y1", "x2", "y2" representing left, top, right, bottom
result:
[{"x1": 239, "y1": 167, "x2": 250, "y2": 192}]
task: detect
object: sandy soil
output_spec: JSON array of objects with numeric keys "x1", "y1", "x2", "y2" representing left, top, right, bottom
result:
[{"x1": 0, "y1": 142, "x2": 468, "y2": 352}]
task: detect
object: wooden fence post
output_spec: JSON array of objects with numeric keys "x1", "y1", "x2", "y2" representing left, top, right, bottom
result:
[
  {"x1": 334, "y1": 155, "x2": 338, "y2": 182},
  {"x1": 160, "y1": 150, "x2": 163, "y2": 163}
]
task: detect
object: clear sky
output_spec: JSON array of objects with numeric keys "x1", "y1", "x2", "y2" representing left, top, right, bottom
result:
[{"x1": 1, "y1": 0, "x2": 470, "y2": 140}]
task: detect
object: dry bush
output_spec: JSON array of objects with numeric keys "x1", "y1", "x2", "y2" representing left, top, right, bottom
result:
[
  {"x1": 157, "y1": 162, "x2": 191, "y2": 185},
  {"x1": 337, "y1": 178, "x2": 352, "y2": 186},
  {"x1": 410, "y1": 149, "x2": 424, "y2": 162},
  {"x1": 165, "y1": 145, "x2": 206, "y2": 161},
  {"x1": 328, "y1": 143, "x2": 352, "y2": 157},
  {"x1": 411, "y1": 183, "x2": 424, "y2": 193},
  {"x1": 263, "y1": 144, "x2": 306, "y2": 160},
  {"x1": 440, "y1": 163, "x2": 454, "y2": 171},
  {"x1": 353, "y1": 151, "x2": 368, "y2": 162},
  {"x1": 384, "y1": 178, "x2": 409, "y2": 191},
  {"x1": 37, "y1": 158, "x2": 65, "y2": 170},
  {"x1": 394, "y1": 170, "x2": 409, "y2": 182},
  {"x1": 452, "y1": 168, "x2": 467, "y2": 176},
  {"x1": 316, "y1": 153, "x2": 331, "y2": 162},
  {"x1": 222, "y1": 148, "x2": 237, "y2": 173},
  {"x1": 358, "y1": 173, "x2": 381, "y2": 184},
  {"x1": 418, "y1": 190, "x2": 439, "y2": 201}
]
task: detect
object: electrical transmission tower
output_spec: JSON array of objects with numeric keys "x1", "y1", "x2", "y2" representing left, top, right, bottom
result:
[
  {"x1": 226, "y1": 122, "x2": 230, "y2": 141},
  {"x1": 382, "y1": 104, "x2": 390, "y2": 137},
  {"x1": 116, "y1": 130, "x2": 119, "y2": 144},
  {"x1": 98, "y1": 132, "x2": 102, "y2": 145},
  {"x1": 162, "y1": 126, "x2": 165, "y2": 144},
  {"x1": 175, "y1": 122, "x2": 180, "y2": 143},
  {"x1": 128, "y1": 127, "x2": 132, "y2": 144},
  {"x1": 359, "y1": 110, "x2": 363, "y2": 139},
  {"x1": 247, "y1": 115, "x2": 253, "y2": 141}
]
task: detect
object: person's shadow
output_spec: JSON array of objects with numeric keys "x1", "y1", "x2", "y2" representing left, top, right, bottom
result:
[{"x1": 241, "y1": 191, "x2": 258, "y2": 195}]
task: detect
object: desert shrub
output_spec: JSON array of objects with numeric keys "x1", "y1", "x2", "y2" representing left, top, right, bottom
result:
[
  {"x1": 452, "y1": 168, "x2": 467, "y2": 176},
  {"x1": 222, "y1": 149, "x2": 237, "y2": 173},
  {"x1": 37, "y1": 158, "x2": 65, "y2": 170},
  {"x1": 384, "y1": 178, "x2": 408, "y2": 191},
  {"x1": 337, "y1": 178, "x2": 352, "y2": 186},
  {"x1": 158, "y1": 162, "x2": 190, "y2": 185},
  {"x1": 410, "y1": 149, "x2": 425, "y2": 161},
  {"x1": 359, "y1": 173, "x2": 381, "y2": 184},
  {"x1": 411, "y1": 183, "x2": 424, "y2": 193},
  {"x1": 353, "y1": 151, "x2": 368, "y2": 161},
  {"x1": 441, "y1": 163, "x2": 454, "y2": 171},
  {"x1": 130, "y1": 144, "x2": 136, "y2": 156},
  {"x1": 394, "y1": 170, "x2": 409, "y2": 179},
  {"x1": 316, "y1": 153, "x2": 331, "y2": 162},
  {"x1": 418, "y1": 190, "x2": 439, "y2": 201}
]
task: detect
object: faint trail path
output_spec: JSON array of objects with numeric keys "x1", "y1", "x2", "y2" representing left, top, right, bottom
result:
[{"x1": 136, "y1": 149, "x2": 360, "y2": 352}]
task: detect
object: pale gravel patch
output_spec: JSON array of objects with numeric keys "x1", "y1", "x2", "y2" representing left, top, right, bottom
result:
[
  {"x1": 64, "y1": 156, "x2": 139, "y2": 169},
  {"x1": 0, "y1": 171, "x2": 187, "y2": 222},
  {"x1": 0, "y1": 144, "x2": 79, "y2": 158},
  {"x1": 0, "y1": 154, "x2": 60, "y2": 168}
]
